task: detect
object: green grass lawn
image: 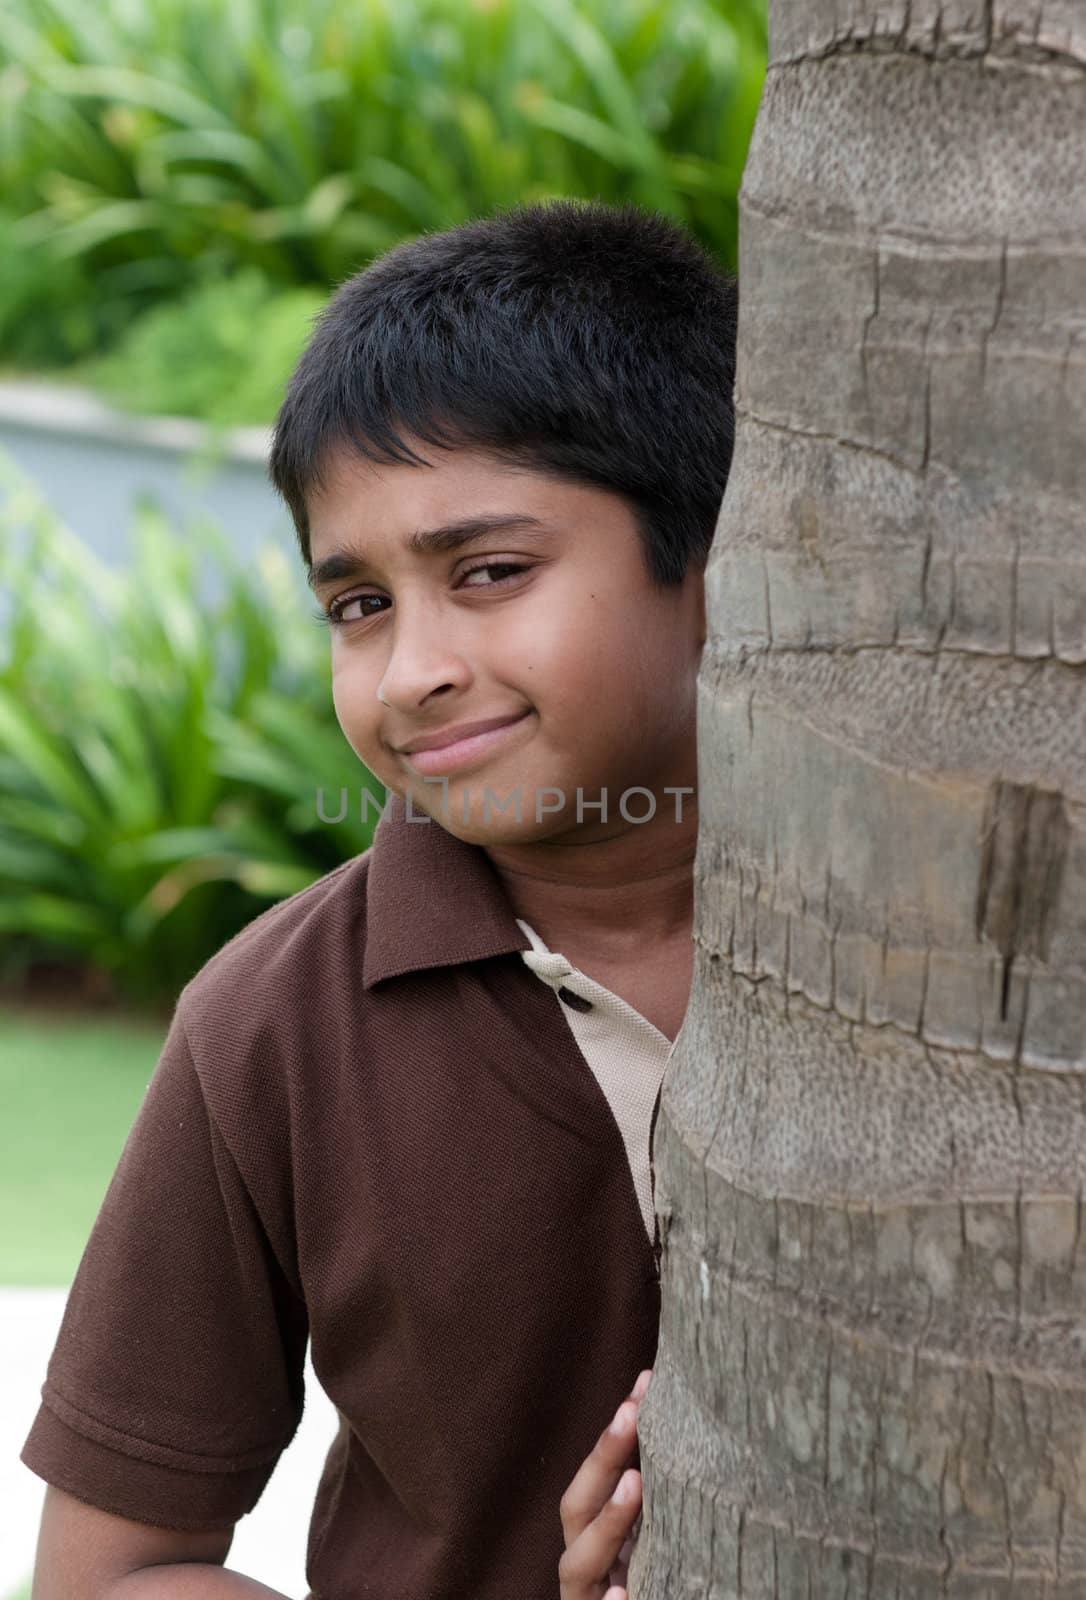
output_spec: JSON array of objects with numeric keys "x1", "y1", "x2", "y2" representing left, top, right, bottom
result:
[
  {"x1": 1, "y1": 1006, "x2": 167, "y2": 1599},
  {"x1": 0, "y1": 1004, "x2": 166, "y2": 1284}
]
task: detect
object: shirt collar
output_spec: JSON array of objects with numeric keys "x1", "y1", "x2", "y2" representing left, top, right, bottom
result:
[{"x1": 362, "y1": 791, "x2": 533, "y2": 989}]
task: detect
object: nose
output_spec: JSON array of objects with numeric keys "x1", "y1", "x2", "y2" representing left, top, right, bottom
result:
[{"x1": 374, "y1": 594, "x2": 472, "y2": 713}]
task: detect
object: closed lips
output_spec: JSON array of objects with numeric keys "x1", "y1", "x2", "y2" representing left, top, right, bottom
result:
[{"x1": 399, "y1": 712, "x2": 530, "y2": 754}]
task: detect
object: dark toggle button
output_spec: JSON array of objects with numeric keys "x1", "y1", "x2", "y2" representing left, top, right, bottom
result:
[{"x1": 557, "y1": 986, "x2": 593, "y2": 1012}]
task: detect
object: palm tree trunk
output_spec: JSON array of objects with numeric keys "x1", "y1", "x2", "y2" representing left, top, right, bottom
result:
[{"x1": 634, "y1": 4, "x2": 1086, "y2": 1594}]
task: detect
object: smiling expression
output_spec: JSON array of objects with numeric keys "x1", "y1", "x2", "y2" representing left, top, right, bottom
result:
[{"x1": 306, "y1": 439, "x2": 707, "y2": 845}]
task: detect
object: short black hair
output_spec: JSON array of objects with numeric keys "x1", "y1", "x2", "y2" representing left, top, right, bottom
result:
[{"x1": 269, "y1": 198, "x2": 737, "y2": 587}]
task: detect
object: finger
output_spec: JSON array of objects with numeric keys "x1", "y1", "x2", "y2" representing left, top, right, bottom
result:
[
  {"x1": 559, "y1": 1399, "x2": 642, "y2": 1543},
  {"x1": 632, "y1": 1368, "x2": 652, "y2": 1400},
  {"x1": 559, "y1": 1469, "x2": 642, "y2": 1599},
  {"x1": 608, "y1": 1531, "x2": 635, "y2": 1590},
  {"x1": 603, "y1": 1590, "x2": 627, "y2": 1600}
]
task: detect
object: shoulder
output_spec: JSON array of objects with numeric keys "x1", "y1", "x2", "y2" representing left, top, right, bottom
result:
[
  {"x1": 162, "y1": 849, "x2": 381, "y2": 1198},
  {"x1": 176, "y1": 848, "x2": 373, "y2": 1063}
]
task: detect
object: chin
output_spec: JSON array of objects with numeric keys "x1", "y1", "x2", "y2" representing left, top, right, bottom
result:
[
  {"x1": 398, "y1": 753, "x2": 616, "y2": 841},
  {"x1": 425, "y1": 804, "x2": 549, "y2": 848},
  {"x1": 397, "y1": 785, "x2": 546, "y2": 844}
]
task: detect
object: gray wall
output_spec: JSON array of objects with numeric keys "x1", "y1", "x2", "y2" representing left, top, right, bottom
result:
[{"x1": 0, "y1": 381, "x2": 308, "y2": 617}]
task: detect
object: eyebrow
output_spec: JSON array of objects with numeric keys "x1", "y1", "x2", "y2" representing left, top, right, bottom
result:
[{"x1": 306, "y1": 514, "x2": 552, "y2": 593}]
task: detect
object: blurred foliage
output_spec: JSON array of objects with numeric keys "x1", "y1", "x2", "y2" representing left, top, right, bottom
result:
[
  {"x1": 0, "y1": 452, "x2": 385, "y2": 1010},
  {"x1": 87, "y1": 268, "x2": 327, "y2": 426},
  {"x1": 0, "y1": 0, "x2": 767, "y2": 378}
]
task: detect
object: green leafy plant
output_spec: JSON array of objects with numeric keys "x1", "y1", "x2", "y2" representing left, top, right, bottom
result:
[
  {"x1": 0, "y1": 0, "x2": 766, "y2": 371},
  {"x1": 0, "y1": 207, "x2": 106, "y2": 370},
  {"x1": 86, "y1": 267, "x2": 327, "y2": 426},
  {"x1": 0, "y1": 451, "x2": 384, "y2": 1012}
]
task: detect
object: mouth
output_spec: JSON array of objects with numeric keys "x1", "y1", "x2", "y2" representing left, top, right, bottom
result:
[{"x1": 402, "y1": 710, "x2": 534, "y2": 776}]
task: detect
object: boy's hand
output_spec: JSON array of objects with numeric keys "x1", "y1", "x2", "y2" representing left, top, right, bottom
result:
[{"x1": 558, "y1": 1367, "x2": 652, "y2": 1600}]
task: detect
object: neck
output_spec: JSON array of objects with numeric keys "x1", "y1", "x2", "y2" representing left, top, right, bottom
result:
[{"x1": 484, "y1": 788, "x2": 698, "y2": 961}]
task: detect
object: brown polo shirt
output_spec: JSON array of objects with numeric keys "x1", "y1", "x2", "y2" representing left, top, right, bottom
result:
[{"x1": 20, "y1": 792, "x2": 666, "y2": 1599}]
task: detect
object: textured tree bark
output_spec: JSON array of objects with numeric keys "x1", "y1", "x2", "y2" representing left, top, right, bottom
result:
[{"x1": 631, "y1": 4, "x2": 1086, "y2": 1595}]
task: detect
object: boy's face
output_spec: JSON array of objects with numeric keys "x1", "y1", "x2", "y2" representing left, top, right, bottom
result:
[{"x1": 306, "y1": 439, "x2": 706, "y2": 845}]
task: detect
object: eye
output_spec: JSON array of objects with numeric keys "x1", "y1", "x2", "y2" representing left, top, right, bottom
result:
[
  {"x1": 310, "y1": 592, "x2": 385, "y2": 628},
  {"x1": 459, "y1": 561, "x2": 527, "y2": 589},
  {"x1": 311, "y1": 562, "x2": 529, "y2": 629}
]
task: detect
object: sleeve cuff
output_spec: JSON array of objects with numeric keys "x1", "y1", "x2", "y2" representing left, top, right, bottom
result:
[{"x1": 20, "y1": 1402, "x2": 277, "y2": 1532}]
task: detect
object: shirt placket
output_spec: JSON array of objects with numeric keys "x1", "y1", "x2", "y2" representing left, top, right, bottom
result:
[{"x1": 515, "y1": 920, "x2": 673, "y2": 1275}]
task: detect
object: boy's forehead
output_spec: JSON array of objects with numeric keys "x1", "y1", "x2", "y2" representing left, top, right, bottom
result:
[
  {"x1": 306, "y1": 446, "x2": 547, "y2": 569},
  {"x1": 311, "y1": 437, "x2": 531, "y2": 515},
  {"x1": 305, "y1": 440, "x2": 635, "y2": 573}
]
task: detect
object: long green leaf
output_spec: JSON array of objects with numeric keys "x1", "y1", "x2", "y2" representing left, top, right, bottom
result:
[
  {"x1": 0, "y1": 892, "x2": 108, "y2": 942},
  {"x1": 39, "y1": 63, "x2": 235, "y2": 132},
  {"x1": 0, "y1": 686, "x2": 106, "y2": 826}
]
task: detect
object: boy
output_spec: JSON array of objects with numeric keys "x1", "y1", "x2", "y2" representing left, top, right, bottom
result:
[{"x1": 21, "y1": 198, "x2": 737, "y2": 1599}]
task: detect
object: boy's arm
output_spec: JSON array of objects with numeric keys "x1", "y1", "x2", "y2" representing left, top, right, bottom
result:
[
  {"x1": 112, "y1": 1571, "x2": 287, "y2": 1598},
  {"x1": 31, "y1": 1485, "x2": 289, "y2": 1600},
  {"x1": 21, "y1": 1005, "x2": 309, "y2": 1557}
]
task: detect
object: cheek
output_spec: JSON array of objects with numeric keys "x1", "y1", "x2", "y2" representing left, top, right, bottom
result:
[
  {"x1": 523, "y1": 591, "x2": 622, "y2": 688},
  {"x1": 330, "y1": 664, "x2": 353, "y2": 728},
  {"x1": 331, "y1": 667, "x2": 380, "y2": 756}
]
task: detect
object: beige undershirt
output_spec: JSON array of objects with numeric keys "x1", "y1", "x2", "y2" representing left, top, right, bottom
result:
[{"x1": 515, "y1": 918, "x2": 675, "y2": 1244}]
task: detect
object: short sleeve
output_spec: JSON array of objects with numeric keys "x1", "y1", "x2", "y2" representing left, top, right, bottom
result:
[{"x1": 19, "y1": 1003, "x2": 309, "y2": 1531}]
